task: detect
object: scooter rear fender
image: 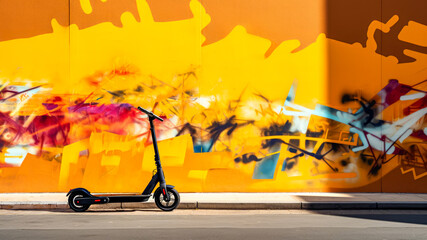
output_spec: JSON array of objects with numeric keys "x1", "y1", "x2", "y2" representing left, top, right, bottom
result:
[{"x1": 66, "y1": 188, "x2": 92, "y2": 197}]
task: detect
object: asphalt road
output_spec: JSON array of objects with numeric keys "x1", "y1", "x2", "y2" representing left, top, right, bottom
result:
[{"x1": 0, "y1": 209, "x2": 426, "y2": 239}]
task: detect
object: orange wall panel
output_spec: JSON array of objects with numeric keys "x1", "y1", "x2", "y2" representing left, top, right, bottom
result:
[{"x1": 0, "y1": 0, "x2": 425, "y2": 193}]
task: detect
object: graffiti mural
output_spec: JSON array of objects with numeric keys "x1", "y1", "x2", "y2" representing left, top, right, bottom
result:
[{"x1": 0, "y1": 0, "x2": 426, "y2": 193}]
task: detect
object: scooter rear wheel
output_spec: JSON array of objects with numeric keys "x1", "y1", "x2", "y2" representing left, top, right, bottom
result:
[
  {"x1": 154, "y1": 187, "x2": 180, "y2": 211},
  {"x1": 68, "y1": 191, "x2": 90, "y2": 212}
]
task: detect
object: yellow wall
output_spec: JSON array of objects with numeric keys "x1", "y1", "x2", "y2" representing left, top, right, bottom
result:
[{"x1": 0, "y1": 0, "x2": 426, "y2": 193}]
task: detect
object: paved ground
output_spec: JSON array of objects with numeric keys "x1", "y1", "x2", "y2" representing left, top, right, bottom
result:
[
  {"x1": 2, "y1": 192, "x2": 427, "y2": 210},
  {"x1": 0, "y1": 209, "x2": 426, "y2": 239}
]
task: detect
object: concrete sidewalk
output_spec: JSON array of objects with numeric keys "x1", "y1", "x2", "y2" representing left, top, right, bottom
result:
[{"x1": 1, "y1": 192, "x2": 427, "y2": 210}]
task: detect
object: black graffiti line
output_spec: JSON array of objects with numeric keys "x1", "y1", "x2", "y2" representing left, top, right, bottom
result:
[
  {"x1": 382, "y1": 154, "x2": 398, "y2": 164},
  {"x1": 409, "y1": 88, "x2": 427, "y2": 94},
  {"x1": 361, "y1": 131, "x2": 400, "y2": 175},
  {"x1": 280, "y1": 140, "x2": 338, "y2": 171},
  {"x1": 349, "y1": 123, "x2": 410, "y2": 160},
  {"x1": 410, "y1": 144, "x2": 427, "y2": 171},
  {"x1": 0, "y1": 85, "x2": 42, "y2": 102},
  {"x1": 206, "y1": 117, "x2": 254, "y2": 152},
  {"x1": 284, "y1": 152, "x2": 304, "y2": 162},
  {"x1": 364, "y1": 132, "x2": 381, "y2": 171},
  {"x1": 378, "y1": 130, "x2": 410, "y2": 161},
  {"x1": 281, "y1": 140, "x2": 331, "y2": 160},
  {"x1": 358, "y1": 127, "x2": 410, "y2": 167},
  {"x1": 230, "y1": 86, "x2": 248, "y2": 112},
  {"x1": 321, "y1": 157, "x2": 338, "y2": 172},
  {"x1": 417, "y1": 145, "x2": 427, "y2": 168},
  {"x1": 411, "y1": 79, "x2": 427, "y2": 88}
]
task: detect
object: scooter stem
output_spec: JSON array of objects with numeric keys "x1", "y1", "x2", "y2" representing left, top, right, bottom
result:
[
  {"x1": 149, "y1": 116, "x2": 162, "y2": 169},
  {"x1": 148, "y1": 115, "x2": 170, "y2": 201}
]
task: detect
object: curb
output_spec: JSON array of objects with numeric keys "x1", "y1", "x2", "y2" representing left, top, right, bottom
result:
[
  {"x1": 301, "y1": 201, "x2": 377, "y2": 210},
  {"x1": 377, "y1": 201, "x2": 427, "y2": 209},
  {"x1": 197, "y1": 202, "x2": 301, "y2": 210},
  {"x1": 2, "y1": 201, "x2": 427, "y2": 210},
  {"x1": 0, "y1": 202, "x2": 68, "y2": 210}
]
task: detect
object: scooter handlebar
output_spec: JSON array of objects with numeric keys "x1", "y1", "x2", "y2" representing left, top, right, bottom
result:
[{"x1": 137, "y1": 106, "x2": 164, "y2": 121}]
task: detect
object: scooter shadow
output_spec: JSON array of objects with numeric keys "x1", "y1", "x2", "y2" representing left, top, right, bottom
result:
[
  {"x1": 2, "y1": 208, "x2": 164, "y2": 213},
  {"x1": 86, "y1": 209, "x2": 161, "y2": 213}
]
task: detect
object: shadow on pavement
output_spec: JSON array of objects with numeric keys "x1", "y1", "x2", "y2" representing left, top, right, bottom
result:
[
  {"x1": 313, "y1": 210, "x2": 427, "y2": 226},
  {"x1": 295, "y1": 194, "x2": 427, "y2": 226}
]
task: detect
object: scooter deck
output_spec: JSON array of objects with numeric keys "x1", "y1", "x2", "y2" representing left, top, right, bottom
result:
[
  {"x1": 108, "y1": 195, "x2": 151, "y2": 203},
  {"x1": 76, "y1": 194, "x2": 151, "y2": 205},
  {"x1": 93, "y1": 193, "x2": 147, "y2": 197}
]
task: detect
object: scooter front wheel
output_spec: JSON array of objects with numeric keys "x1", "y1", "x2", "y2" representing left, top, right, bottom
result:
[
  {"x1": 68, "y1": 191, "x2": 90, "y2": 212},
  {"x1": 154, "y1": 187, "x2": 180, "y2": 211}
]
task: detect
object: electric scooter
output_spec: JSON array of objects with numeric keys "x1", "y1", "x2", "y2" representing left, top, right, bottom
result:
[{"x1": 67, "y1": 106, "x2": 180, "y2": 212}]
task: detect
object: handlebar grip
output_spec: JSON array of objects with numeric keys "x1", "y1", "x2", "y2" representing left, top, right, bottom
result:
[{"x1": 137, "y1": 106, "x2": 164, "y2": 121}]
